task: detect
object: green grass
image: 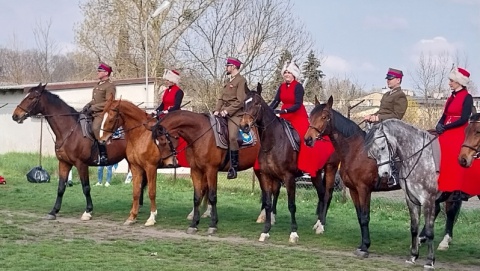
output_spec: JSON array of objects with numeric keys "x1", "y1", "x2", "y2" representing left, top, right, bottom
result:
[{"x1": 0, "y1": 152, "x2": 479, "y2": 270}]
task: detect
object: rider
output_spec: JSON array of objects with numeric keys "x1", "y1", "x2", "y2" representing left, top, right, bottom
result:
[
  {"x1": 155, "y1": 69, "x2": 184, "y2": 118},
  {"x1": 82, "y1": 62, "x2": 116, "y2": 165},
  {"x1": 269, "y1": 60, "x2": 335, "y2": 179},
  {"x1": 436, "y1": 67, "x2": 480, "y2": 201},
  {"x1": 364, "y1": 68, "x2": 408, "y2": 187},
  {"x1": 213, "y1": 57, "x2": 248, "y2": 179}
]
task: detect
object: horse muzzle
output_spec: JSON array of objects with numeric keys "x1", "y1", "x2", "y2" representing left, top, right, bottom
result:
[
  {"x1": 458, "y1": 155, "x2": 472, "y2": 168},
  {"x1": 12, "y1": 113, "x2": 28, "y2": 124}
]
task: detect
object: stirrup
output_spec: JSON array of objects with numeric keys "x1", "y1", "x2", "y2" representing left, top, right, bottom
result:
[
  {"x1": 227, "y1": 167, "x2": 237, "y2": 179},
  {"x1": 98, "y1": 155, "x2": 108, "y2": 165}
]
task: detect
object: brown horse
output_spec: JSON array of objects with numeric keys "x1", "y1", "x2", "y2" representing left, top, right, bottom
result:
[
  {"x1": 11, "y1": 83, "x2": 127, "y2": 221},
  {"x1": 150, "y1": 109, "x2": 262, "y2": 234},
  {"x1": 99, "y1": 98, "x2": 161, "y2": 226},
  {"x1": 458, "y1": 113, "x2": 480, "y2": 167},
  {"x1": 239, "y1": 86, "x2": 340, "y2": 242},
  {"x1": 304, "y1": 96, "x2": 401, "y2": 258}
]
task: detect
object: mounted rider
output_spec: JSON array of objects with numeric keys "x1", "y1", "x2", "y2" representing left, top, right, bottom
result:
[
  {"x1": 213, "y1": 57, "x2": 248, "y2": 179},
  {"x1": 364, "y1": 68, "x2": 408, "y2": 187},
  {"x1": 82, "y1": 62, "x2": 116, "y2": 165}
]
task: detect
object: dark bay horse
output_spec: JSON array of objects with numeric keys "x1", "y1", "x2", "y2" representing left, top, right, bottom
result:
[
  {"x1": 11, "y1": 83, "x2": 127, "y2": 221},
  {"x1": 150, "y1": 109, "x2": 262, "y2": 234},
  {"x1": 304, "y1": 96, "x2": 401, "y2": 258},
  {"x1": 364, "y1": 119, "x2": 438, "y2": 269},
  {"x1": 239, "y1": 85, "x2": 340, "y2": 242},
  {"x1": 99, "y1": 98, "x2": 162, "y2": 226}
]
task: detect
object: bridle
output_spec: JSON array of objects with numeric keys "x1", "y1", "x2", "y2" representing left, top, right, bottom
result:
[
  {"x1": 308, "y1": 109, "x2": 331, "y2": 141},
  {"x1": 243, "y1": 95, "x2": 276, "y2": 131},
  {"x1": 17, "y1": 90, "x2": 42, "y2": 118},
  {"x1": 460, "y1": 120, "x2": 480, "y2": 159}
]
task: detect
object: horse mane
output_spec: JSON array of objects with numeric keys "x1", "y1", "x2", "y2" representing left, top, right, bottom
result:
[
  {"x1": 37, "y1": 88, "x2": 78, "y2": 115},
  {"x1": 311, "y1": 103, "x2": 365, "y2": 138},
  {"x1": 364, "y1": 119, "x2": 427, "y2": 149}
]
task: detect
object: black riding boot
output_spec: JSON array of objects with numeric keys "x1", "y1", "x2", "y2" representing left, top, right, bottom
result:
[
  {"x1": 451, "y1": 190, "x2": 470, "y2": 202},
  {"x1": 227, "y1": 150, "x2": 239, "y2": 179},
  {"x1": 98, "y1": 141, "x2": 108, "y2": 165},
  {"x1": 387, "y1": 162, "x2": 399, "y2": 187}
]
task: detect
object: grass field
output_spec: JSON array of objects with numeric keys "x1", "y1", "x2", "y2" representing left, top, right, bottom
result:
[{"x1": 1, "y1": 152, "x2": 479, "y2": 271}]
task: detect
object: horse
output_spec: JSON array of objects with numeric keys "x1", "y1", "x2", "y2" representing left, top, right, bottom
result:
[
  {"x1": 458, "y1": 113, "x2": 480, "y2": 168},
  {"x1": 11, "y1": 83, "x2": 128, "y2": 221},
  {"x1": 364, "y1": 119, "x2": 439, "y2": 269},
  {"x1": 239, "y1": 85, "x2": 340, "y2": 242},
  {"x1": 305, "y1": 96, "x2": 394, "y2": 258}
]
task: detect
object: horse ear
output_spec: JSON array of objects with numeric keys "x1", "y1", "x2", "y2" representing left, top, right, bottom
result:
[
  {"x1": 314, "y1": 95, "x2": 320, "y2": 106},
  {"x1": 256, "y1": 82, "x2": 262, "y2": 95},
  {"x1": 327, "y1": 95, "x2": 333, "y2": 109}
]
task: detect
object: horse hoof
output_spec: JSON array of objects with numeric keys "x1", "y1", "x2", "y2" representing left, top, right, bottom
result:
[
  {"x1": 144, "y1": 219, "x2": 155, "y2": 227},
  {"x1": 123, "y1": 219, "x2": 136, "y2": 226},
  {"x1": 45, "y1": 214, "x2": 56, "y2": 220},
  {"x1": 186, "y1": 227, "x2": 198, "y2": 234},
  {"x1": 289, "y1": 232, "x2": 299, "y2": 243},
  {"x1": 207, "y1": 227, "x2": 217, "y2": 235},
  {"x1": 258, "y1": 232, "x2": 270, "y2": 242},
  {"x1": 80, "y1": 211, "x2": 92, "y2": 221},
  {"x1": 405, "y1": 256, "x2": 416, "y2": 265},
  {"x1": 423, "y1": 263, "x2": 435, "y2": 270},
  {"x1": 312, "y1": 220, "x2": 325, "y2": 234},
  {"x1": 354, "y1": 249, "x2": 369, "y2": 258}
]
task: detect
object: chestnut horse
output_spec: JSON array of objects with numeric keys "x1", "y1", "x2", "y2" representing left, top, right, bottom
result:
[
  {"x1": 304, "y1": 96, "x2": 401, "y2": 258},
  {"x1": 239, "y1": 86, "x2": 340, "y2": 242},
  {"x1": 12, "y1": 83, "x2": 127, "y2": 221},
  {"x1": 99, "y1": 98, "x2": 162, "y2": 226}
]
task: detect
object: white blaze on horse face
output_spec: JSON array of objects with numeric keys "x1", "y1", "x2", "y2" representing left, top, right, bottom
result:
[
  {"x1": 24, "y1": 92, "x2": 31, "y2": 99},
  {"x1": 99, "y1": 112, "x2": 109, "y2": 138},
  {"x1": 245, "y1": 97, "x2": 253, "y2": 105}
]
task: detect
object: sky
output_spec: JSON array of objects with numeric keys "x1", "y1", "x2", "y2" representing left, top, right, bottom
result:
[{"x1": 0, "y1": 0, "x2": 479, "y2": 91}]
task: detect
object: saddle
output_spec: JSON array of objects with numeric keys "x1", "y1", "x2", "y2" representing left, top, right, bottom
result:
[
  {"x1": 78, "y1": 113, "x2": 124, "y2": 141},
  {"x1": 209, "y1": 116, "x2": 256, "y2": 150},
  {"x1": 280, "y1": 119, "x2": 300, "y2": 152}
]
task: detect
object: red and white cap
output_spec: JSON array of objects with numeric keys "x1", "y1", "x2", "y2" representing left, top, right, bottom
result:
[
  {"x1": 449, "y1": 67, "x2": 470, "y2": 87},
  {"x1": 163, "y1": 69, "x2": 180, "y2": 84}
]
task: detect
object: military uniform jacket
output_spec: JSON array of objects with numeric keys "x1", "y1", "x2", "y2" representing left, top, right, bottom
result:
[
  {"x1": 215, "y1": 74, "x2": 247, "y2": 116},
  {"x1": 375, "y1": 87, "x2": 407, "y2": 121},
  {"x1": 87, "y1": 79, "x2": 116, "y2": 114}
]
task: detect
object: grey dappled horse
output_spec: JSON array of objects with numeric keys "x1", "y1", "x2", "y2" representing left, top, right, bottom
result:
[{"x1": 365, "y1": 119, "x2": 438, "y2": 270}]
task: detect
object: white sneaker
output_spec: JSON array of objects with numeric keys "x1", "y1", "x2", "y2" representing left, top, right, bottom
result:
[
  {"x1": 94, "y1": 182, "x2": 103, "y2": 186},
  {"x1": 104, "y1": 182, "x2": 110, "y2": 187}
]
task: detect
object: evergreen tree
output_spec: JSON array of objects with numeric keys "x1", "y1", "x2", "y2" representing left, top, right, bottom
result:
[
  {"x1": 302, "y1": 50, "x2": 325, "y2": 102},
  {"x1": 264, "y1": 49, "x2": 292, "y2": 101}
]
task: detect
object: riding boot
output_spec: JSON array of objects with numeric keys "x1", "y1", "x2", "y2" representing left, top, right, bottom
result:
[
  {"x1": 387, "y1": 162, "x2": 399, "y2": 187},
  {"x1": 451, "y1": 190, "x2": 470, "y2": 202},
  {"x1": 227, "y1": 150, "x2": 239, "y2": 179},
  {"x1": 98, "y1": 141, "x2": 108, "y2": 165}
]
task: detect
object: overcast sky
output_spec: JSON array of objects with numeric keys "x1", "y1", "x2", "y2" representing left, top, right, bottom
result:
[{"x1": 1, "y1": 0, "x2": 479, "y2": 91}]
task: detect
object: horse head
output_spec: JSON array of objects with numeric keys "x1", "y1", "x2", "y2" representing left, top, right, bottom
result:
[
  {"x1": 99, "y1": 98, "x2": 124, "y2": 141},
  {"x1": 459, "y1": 113, "x2": 480, "y2": 167},
  {"x1": 240, "y1": 83, "x2": 268, "y2": 133},
  {"x1": 364, "y1": 123, "x2": 396, "y2": 179},
  {"x1": 151, "y1": 122, "x2": 179, "y2": 167},
  {"x1": 12, "y1": 83, "x2": 48, "y2": 123},
  {"x1": 304, "y1": 95, "x2": 333, "y2": 147}
]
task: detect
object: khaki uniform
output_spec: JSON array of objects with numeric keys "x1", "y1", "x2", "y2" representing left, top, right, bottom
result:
[
  {"x1": 86, "y1": 79, "x2": 116, "y2": 140},
  {"x1": 374, "y1": 87, "x2": 407, "y2": 121},
  {"x1": 215, "y1": 74, "x2": 248, "y2": 150}
]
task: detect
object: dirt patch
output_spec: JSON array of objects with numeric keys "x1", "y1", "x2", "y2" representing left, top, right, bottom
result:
[{"x1": 1, "y1": 210, "x2": 478, "y2": 271}]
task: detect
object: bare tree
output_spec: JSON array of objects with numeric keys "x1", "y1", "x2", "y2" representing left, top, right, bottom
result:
[
  {"x1": 175, "y1": 0, "x2": 313, "y2": 111},
  {"x1": 32, "y1": 19, "x2": 59, "y2": 82},
  {"x1": 322, "y1": 76, "x2": 366, "y2": 116}
]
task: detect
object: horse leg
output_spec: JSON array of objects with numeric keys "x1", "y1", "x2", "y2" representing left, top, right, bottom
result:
[
  {"x1": 46, "y1": 161, "x2": 73, "y2": 220},
  {"x1": 270, "y1": 180, "x2": 280, "y2": 225},
  {"x1": 419, "y1": 192, "x2": 450, "y2": 244},
  {"x1": 206, "y1": 169, "x2": 218, "y2": 235},
  {"x1": 187, "y1": 169, "x2": 206, "y2": 234},
  {"x1": 285, "y1": 176, "x2": 299, "y2": 243},
  {"x1": 139, "y1": 172, "x2": 147, "y2": 208},
  {"x1": 405, "y1": 198, "x2": 422, "y2": 265},
  {"x1": 124, "y1": 166, "x2": 143, "y2": 225},
  {"x1": 144, "y1": 165, "x2": 158, "y2": 226},
  {"x1": 438, "y1": 199, "x2": 462, "y2": 251},
  {"x1": 350, "y1": 188, "x2": 371, "y2": 258},
  {"x1": 310, "y1": 171, "x2": 326, "y2": 234},
  {"x1": 258, "y1": 177, "x2": 273, "y2": 242},
  {"x1": 422, "y1": 195, "x2": 437, "y2": 269}
]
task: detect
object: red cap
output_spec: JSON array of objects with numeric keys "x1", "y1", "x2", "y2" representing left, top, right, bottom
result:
[
  {"x1": 226, "y1": 57, "x2": 242, "y2": 68},
  {"x1": 98, "y1": 63, "x2": 112, "y2": 74},
  {"x1": 457, "y1": 67, "x2": 470, "y2": 78}
]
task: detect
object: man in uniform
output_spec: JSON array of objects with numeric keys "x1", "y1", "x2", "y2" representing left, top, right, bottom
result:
[
  {"x1": 364, "y1": 68, "x2": 408, "y2": 186},
  {"x1": 213, "y1": 57, "x2": 248, "y2": 179},
  {"x1": 83, "y1": 62, "x2": 116, "y2": 165}
]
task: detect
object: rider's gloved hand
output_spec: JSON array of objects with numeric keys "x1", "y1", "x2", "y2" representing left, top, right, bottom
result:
[{"x1": 435, "y1": 123, "x2": 445, "y2": 134}]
